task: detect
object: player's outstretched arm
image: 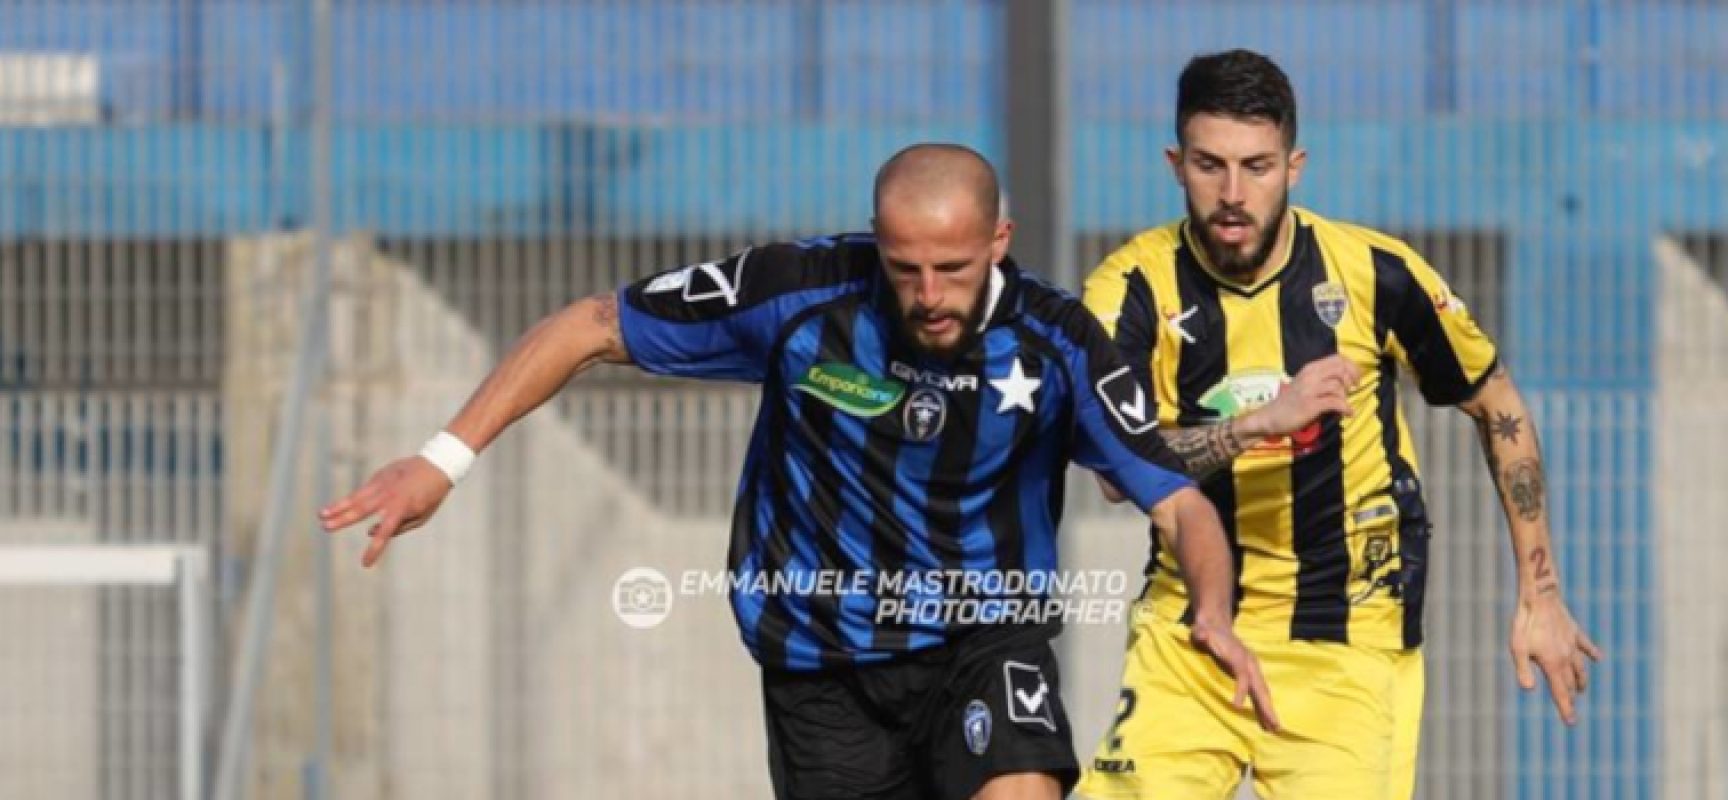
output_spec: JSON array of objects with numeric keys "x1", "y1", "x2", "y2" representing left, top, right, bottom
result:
[
  {"x1": 1150, "y1": 487, "x2": 1281, "y2": 733},
  {"x1": 1095, "y1": 354, "x2": 1359, "y2": 503},
  {"x1": 1458, "y1": 363, "x2": 1603, "y2": 725},
  {"x1": 318, "y1": 293, "x2": 631, "y2": 567}
]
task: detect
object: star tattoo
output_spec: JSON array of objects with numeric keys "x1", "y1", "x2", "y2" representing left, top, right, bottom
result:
[{"x1": 1491, "y1": 412, "x2": 1522, "y2": 445}]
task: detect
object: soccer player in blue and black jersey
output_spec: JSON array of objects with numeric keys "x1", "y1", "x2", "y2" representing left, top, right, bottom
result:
[{"x1": 321, "y1": 144, "x2": 1339, "y2": 799}]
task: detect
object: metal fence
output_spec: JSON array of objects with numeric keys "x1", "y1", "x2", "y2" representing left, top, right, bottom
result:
[{"x1": 0, "y1": 1, "x2": 1723, "y2": 798}]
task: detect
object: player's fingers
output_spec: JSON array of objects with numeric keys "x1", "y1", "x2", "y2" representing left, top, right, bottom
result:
[
  {"x1": 1189, "y1": 624, "x2": 1215, "y2": 655},
  {"x1": 1321, "y1": 356, "x2": 1360, "y2": 386},
  {"x1": 1342, "y1": 356, "x2": 1363, "y2": 384},
  {"x1": 320, "y1": 498, "x2": 379, "y2": 532},
  {"x1": 1578, "y1": 632, "x2": 1605, "y2": 663},
  {"x1": 395, "y1": 513, "x2": 426, "y2": 537},
  {"x1": 1571, "y1": 651, "x2": 1591, "y2": 695},
  {"x1": 317, "y1": 490, "x2": 359, "y2": 521},
  {"x1": 1325, "y1": 388, "x2": 1355, "y2": 416},
  {"x1": 1310, "y1": 385, "x2": 1351, "y2": 417},
  {"x1": 1244, "y1": 666, "x2": 1280, "y2": 732},
  {"x1": 1510, "y1": 641, "x2": 1536, "y2": 690},
  {"x1": 1301, "y1": 363, "x2": 1343, "y2": 391},
  {"x1": 361, "y1": 514, "x2": 402, "y2": 568},
  {"x1": 1542, "y1": 658, "x2": 1577, "y2": 725},
  {"x1": 1331, "y1": 366, "x2": 1355, "y2": 384},
  {"x1": 319, "y1": 483, "x2": 383, "y2": 529}
]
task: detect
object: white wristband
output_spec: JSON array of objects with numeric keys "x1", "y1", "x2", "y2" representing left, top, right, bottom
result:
[{"x1": 418, "y1": 431, "x2": 476, "y2": 485}]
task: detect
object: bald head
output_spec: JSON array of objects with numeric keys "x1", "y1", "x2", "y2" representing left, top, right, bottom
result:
[
  {"x1": 872, "y1": 143, "x2": 1001, "y2": 236},
  {"x1": 870, "y1": 144, "x2": 1012, "y2": 360}
]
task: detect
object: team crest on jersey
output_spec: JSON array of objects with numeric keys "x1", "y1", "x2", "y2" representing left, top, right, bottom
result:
[
  {"x1": 1312, "y1": 282, "x2": 1348, "y2": 328},
  {"x1": 963, "y1": 700, "x2": 992, "y2": 756},
  {"x1": 903, "y1": 388, "x2": 948, "y2": 442}
]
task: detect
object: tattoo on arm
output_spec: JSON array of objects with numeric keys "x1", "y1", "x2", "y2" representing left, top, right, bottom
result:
[
  {"x1": 1491, "y1": 412, "x2": 1523, "y2": 444},
  {"x1": 1531, "y1": 547, "x2": 1553, "y2": 580},
  {"x1": 1503, "y1": 457, "x2": 1546, "y2": 522},
  {"x1": 1160, "y1": 419, "x2": 1251, "y2": 480},
  {"x1": 1462, "y1": 365, "x2": 1560, "y2": 595},
  {"x1": 1529, "y1": 546, "x2": 1559, "y2": 595}
]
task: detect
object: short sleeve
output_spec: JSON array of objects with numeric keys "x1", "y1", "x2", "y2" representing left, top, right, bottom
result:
[
  {"x1": 1371, "y1": 244, "x2": 1500, "y2": 406},
  {"x1": 619, "y1": 244, "x2": 848, "y2": 383}
]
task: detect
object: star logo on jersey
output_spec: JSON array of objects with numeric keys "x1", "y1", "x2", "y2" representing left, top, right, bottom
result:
[
  {"x1": 1164, "y1": 305, "x2": 1199, "y2": 344},
  {"x1": 902, "y1": 388, "x2": 948, "y2": 442},
  {"x1": 1312, "y1": 282, "x2": 1348, "y2": 328},
  {"x1": 990, "y1": 357, "x2": 1041, "y2": 415}
]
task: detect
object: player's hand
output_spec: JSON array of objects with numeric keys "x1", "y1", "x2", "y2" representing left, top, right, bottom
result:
[
  {"x1": 1190, "y1": 617, "x2": 1281, "y2": 733},
  {"x1": 1510, "y1": 592, "x2": 1603, "y2": 725},
  {"x1": 318, "y1": 456, "x2": 453, "y2": 568},
  {"x1": 1250, "y1": 354, "x2": 1360, "y2": 436}
]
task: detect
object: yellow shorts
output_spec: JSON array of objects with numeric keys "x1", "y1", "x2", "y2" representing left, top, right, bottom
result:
[{"x1": 1077, "y1": 612, "x2": 1424, "y2": 800}]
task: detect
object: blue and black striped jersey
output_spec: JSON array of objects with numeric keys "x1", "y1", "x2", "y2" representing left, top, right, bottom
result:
[{"x1": 618, "y1": 233, "x2": 1192, "y2": 670}]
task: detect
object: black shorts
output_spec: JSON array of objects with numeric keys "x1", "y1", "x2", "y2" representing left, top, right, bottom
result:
[{"x1": 761, "y1": 624, "x2": 1078, "y2": 800}]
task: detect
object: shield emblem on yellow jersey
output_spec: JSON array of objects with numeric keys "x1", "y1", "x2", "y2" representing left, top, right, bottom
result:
[{"x1": 1312, "y1": 282, "x2": 1348, "y2": 328}]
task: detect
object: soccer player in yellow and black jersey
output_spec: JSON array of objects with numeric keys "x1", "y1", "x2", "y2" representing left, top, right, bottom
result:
[{"x1": 1076, "y1": 50, "x2": 1602, "y2": 799}]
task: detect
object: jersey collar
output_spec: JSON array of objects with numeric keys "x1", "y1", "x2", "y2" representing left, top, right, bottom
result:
[
  {"x1": 978, "y1": 261, "x2": 1007, "y2": 331},
  {"x1": 1180, "y1": 207, "x2": 1305, "y2": 297}
]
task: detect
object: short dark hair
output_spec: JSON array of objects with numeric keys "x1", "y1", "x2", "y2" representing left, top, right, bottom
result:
[{"x1": 1175, "y1": 49, "x2": 1298, "y2": 148}]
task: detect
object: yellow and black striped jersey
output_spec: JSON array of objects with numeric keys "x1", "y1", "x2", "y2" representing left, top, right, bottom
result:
[{"x1": 1083, "y1": 208, "x2": 1498, "y2": 650}]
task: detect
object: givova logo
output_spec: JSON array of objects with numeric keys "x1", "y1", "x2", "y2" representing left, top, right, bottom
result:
[{"x1": 793, "y1": 363, "x2": 907, "y2": 417}]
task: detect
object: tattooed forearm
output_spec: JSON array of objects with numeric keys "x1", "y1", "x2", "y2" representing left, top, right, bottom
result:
[
  {"x1": 1531, "y1": 546, "x2": 1553, "y2": 579},
  {"x1": 1491, "y1": 412, "x2": 1523, "y2": 444},
  {"x1": 1503, "y1": 457, "x2": 1546, "y2": 522},
  {"x1": 1460, "y1": 365, "x2": 1567, "y2": 598},
  {"x1": 1160, "y1": 419, "x2": 1251, "y2": 480},
  {"x1": 1534, "y1": 546, "x2": 1562, "y2": 594},
  {"x1": 1528, "y1": 547, "x2": 1559, "y2": 595}
]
